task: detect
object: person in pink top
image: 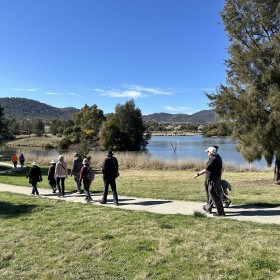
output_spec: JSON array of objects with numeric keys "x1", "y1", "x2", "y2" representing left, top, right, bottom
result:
[{"x1": 55, "y1": 155, "x2": 68, "y2": 197}]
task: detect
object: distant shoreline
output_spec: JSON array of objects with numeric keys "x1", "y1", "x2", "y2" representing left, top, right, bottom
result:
[{"x1": 150, "y1": 132, "x2": 200, "y2": 136}]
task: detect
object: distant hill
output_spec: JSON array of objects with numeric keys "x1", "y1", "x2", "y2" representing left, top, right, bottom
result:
[
  {"x1": 0, "y1": 97, "x2": 79, "y2": 120},
  {"x1": 142, "y1": 110, "x2": 216, "y2": 123},
  {"x1": 0, "y1": 97, "x2": 216, "y2": 123}
]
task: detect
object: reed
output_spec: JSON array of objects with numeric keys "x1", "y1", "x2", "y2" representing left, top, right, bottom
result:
[{"x1": 10, "y1": 149, "x2": 267, "y2": 172}]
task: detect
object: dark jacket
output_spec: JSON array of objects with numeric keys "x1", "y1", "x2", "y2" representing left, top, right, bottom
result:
[
  {"x1": 71, "y1": 157, "x2": 83, "y2": 176},
  {"x1": 26, "y1": 166, "x2": 42, "y2": 183},
  {"x1": 102, "y1": 156, "x2": 118, "y2": 178},
  {"x1": 205, "y1": 154, "x2": 223, "y2": 181},
  {"x1": 48, "y1": 164, "x2": 56, "y2": 181}
]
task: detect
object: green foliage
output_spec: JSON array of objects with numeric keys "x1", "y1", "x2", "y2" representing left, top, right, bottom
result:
[
  {"x1": 99, "y1": 100, "x2": 150, "y2": 151},
  {"x1": 202, "y1": 122, "x2": 232, "y2": 137},
  {"x1": 50, "y1": 119, "x2": 74, "y2": 135},
  {"x1": 59, "y1": 136, "x2": 71, "y2": 149},
  {"x1": 73, "y1": 104, "x2": 105, "y2": 133},
  {"x1": 0, "y1": 105, "x2": 14, "y2": 140},
  {"x1": 33, "y1": 119, "x2": 45, "y2": 136},
  {"x1": 0, "y1": 97, "x2": 78, "y2": 120},
  {"x1": 206, "y1": 0, "x2": 280, "y2": 170}
]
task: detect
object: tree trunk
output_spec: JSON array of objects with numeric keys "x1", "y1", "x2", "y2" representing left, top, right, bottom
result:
[{"x1": 274, "y1": 158, "x2": 280, "y2": 182}]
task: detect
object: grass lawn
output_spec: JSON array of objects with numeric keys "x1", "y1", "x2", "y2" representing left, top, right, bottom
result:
[
  {"x1": 1, "y1": 167, "x2": 280, "y2": 205},
  {"x1": 1, "y1": 168, "x2": 280, "y2": 279}
]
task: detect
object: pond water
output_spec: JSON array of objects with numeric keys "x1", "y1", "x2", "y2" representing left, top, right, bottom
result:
[
  {"x1": 0, "y1": 135, "x2": 270, "y2": 169},
  {"x1": 145, "y1": 135, "x2": 269, "y2": 169}
]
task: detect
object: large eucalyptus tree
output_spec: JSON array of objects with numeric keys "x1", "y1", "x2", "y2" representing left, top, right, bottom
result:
[{"x1": 207, "y1": 0, "x2": 280, "y2": 180}]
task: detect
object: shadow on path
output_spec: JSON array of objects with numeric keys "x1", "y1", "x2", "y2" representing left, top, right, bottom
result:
[
  {"x1": 227, "y1": 204, "x2": 280, "y2": 217},
  {"x1": 119, "y1": 198, "x2": 172, "y2": 206}
]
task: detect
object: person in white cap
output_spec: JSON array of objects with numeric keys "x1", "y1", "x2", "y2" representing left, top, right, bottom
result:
[
  {"x1": 26, "y1": 162, "x2": 42, "y2": 196},
  {"x1": 194, "y1": 146, "x2": 225, "y2": 216}
]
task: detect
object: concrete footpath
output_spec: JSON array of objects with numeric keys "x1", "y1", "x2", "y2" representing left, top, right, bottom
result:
[{"x1": 1, "y1": 182, "x2": 280, "y2": 225}]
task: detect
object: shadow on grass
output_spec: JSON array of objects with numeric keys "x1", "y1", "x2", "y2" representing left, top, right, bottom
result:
[{"x1": 0, "y1": 201, "x2": 37, "y2": 218}]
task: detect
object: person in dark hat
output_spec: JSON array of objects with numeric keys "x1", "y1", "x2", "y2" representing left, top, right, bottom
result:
[
  {"x1": 26, "y1": 162, "x2": 42, "y2": 196},
  {"x1": 99, "y1": 150, "x2": 119, "y2": 206},
  {"x1": 48, "y1": 160, "x2": 57, "y2": 193},
  {"x1": 194, "y1": 146, "x2": 225, "y2": 216}
]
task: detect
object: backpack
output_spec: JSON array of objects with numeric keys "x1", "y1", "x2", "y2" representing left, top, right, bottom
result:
[{"x1": 83, "y1": 166, "x2": 95, "y2": 181}]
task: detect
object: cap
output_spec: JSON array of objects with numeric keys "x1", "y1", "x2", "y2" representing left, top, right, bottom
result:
[{"x1": 205, "y1": 147, "x2": 217, "y2": 155}]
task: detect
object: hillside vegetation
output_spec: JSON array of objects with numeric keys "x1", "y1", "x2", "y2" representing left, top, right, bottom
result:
[
  {"x1": 0, "y1": 97, "x2": 79, "y2": 120},
  {"x1": 0, "y1": 97, "x2": 215, "y2": 123}
]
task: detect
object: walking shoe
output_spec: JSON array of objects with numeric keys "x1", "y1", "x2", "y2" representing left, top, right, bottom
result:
[
  {"x1": 213, "y1": 213, "x2": 226, "y2": 217},
  {"x1": 203, "y1": 205, "x2": 211, "y2": 214},
  {"x1": 98, "y1": 200, "x2": 107, "y2": 204},
  {"x1": 224, "y1": 200, "x2": 231, "y2": 208},
  {"x1": 114, "y1": 202, "x2": 119, "y2": 206}
]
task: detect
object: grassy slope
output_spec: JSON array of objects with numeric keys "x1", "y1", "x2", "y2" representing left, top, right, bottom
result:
[
  {"x1": 1, "y1": 192, "x2": 280, "y2": 279},
  {"x1": 1, "y1": 168, "x2": 280, "y2": 279}
]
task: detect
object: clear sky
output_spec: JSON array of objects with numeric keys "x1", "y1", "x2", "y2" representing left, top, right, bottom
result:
[{"x1": 0, "y1": 0, "x2": 228, "y2": 115}]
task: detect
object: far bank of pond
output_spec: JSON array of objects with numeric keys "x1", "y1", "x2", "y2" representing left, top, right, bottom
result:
[{"x1": 1, "y1": 135, "x2": 269, "y2": 169}]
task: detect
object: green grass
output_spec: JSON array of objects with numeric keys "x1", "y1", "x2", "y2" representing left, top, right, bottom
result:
[
  {"x1": 1, "y1": 192, "x2": 280, "y2": 279},
  {"x1": 1, "y1": 167, "x2": 279, "y2": 205},
  {"x1": 1, "y1": 168, "x2": 280, "y2": 278}
]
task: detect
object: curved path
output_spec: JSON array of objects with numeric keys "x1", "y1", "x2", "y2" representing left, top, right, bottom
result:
[{"x1": 1, "y1": 182, "x2": 280, "y2": 225}]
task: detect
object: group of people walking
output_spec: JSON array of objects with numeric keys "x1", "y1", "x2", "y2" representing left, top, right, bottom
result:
[
  {"x1": 23, "y1": 146, "x2": 229, "y2": 215},
  {"x1": 25, "y1": 150, "x2": 119, "y2": 205}
]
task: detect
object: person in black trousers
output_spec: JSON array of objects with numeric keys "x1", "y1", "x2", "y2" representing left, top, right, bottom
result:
[
  {"x1": 79, "y1": 158, "x2": 94, "y2": 202},
  {"x1": 194, "y1": 146, "x2": 225, "y2": 216},
  {"x1": 47, "y1": 160, "x2": 57, "y2": 193},
  {"x1": 99, "y1": 150, "x2": 119, "y2": 206},
  {"x1": 26, "y1": 162, "x2": 42, "y2": 196}
]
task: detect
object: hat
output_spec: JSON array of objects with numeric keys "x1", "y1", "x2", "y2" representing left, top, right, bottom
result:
[
  {"x1": 205, "y1": 147, "x2": 217, "y2": 155},
  {"x1": 32, "y1": 162, "x2": 38, "y2": 166},
  {"x1": 107, "y1": 150, "x2": 114, "y2": 156},
  {"x1": 82, "y1": 158, "x2": 89, "y2": 165},
  {"x1": 50, "y1": 160, "x2": 56, "y2": 164}
]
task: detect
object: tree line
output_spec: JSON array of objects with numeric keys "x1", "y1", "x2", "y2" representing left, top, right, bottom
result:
[{"x1": 0, "y1": 98, "x2": 233, "y2": 154}]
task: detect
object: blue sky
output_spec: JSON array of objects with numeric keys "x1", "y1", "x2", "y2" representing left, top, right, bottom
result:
[{"x1": 0, "y1": 0, "x2": 228, "y2": 115}]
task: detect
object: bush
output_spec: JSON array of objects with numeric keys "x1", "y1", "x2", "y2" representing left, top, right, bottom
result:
[{"x1": 59, "y1": 137, "x2": 71, "y2": 149}]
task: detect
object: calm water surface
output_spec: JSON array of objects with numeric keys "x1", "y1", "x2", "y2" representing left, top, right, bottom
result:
[{"x1": 146, "y1": 135, "x2": 268, "y2": 169}]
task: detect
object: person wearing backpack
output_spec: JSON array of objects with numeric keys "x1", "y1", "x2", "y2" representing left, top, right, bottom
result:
[
  {"x1": 99, "y1": 150, "x2": 119, "y2": 206},
  {"x1": 79, "y1": 158, "x2": 94, "y2": 202}
]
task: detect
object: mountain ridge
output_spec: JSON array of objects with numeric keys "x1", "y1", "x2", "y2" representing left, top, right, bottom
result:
[{"x1": 0, "y1": 97, "x2": 216, "y2": 123}]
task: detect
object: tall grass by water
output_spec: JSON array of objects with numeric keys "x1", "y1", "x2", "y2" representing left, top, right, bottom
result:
[{"x1": 8, "y1": 149, "x2": 267, "y2": 172}]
